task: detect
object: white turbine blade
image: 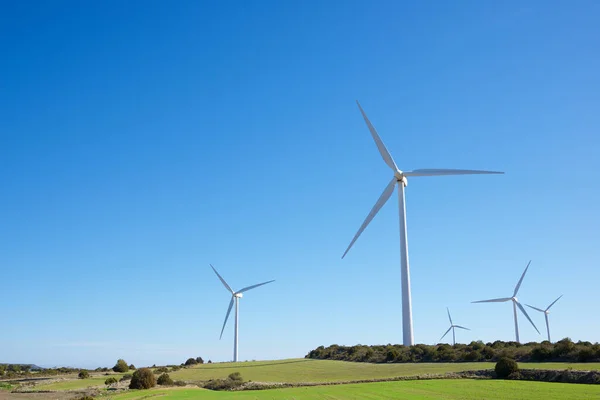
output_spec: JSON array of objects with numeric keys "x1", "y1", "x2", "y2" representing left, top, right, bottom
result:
[
  {"x1": 342, "y1": 177, "x2": 397, "y2": 258},
  {"x1": 513, "y1": 260, "x2": 532, "y2": 297},
  {"x1": 525, "y1": 304, "x2": 545, "y2": 313},
  {"x1": 210, "y1": 264, "x2": 234, "y2": 294},
  {"x1": 516, "y1": 301, "x2": 540, "y2": 334},
  {"x1": 546, "y1": 295, "x2": 563, "y2": 311},
  {"x1": 403, "y1": 169, "x2": 504, "y2": 177},
  {"x1": 219, "y1": 297, "x2": 234, "y2": 339},
  {"x1": 471, "y1": 297, "x2": 511, "y2": 303},
  {"x1": 439, "y1": 326, "x2": 452, "y2": 341},
  {"x1": 356, "y1": 101, "x2": 399, "y2": 172},
  {"x1": 447, "y1": 308, "x2": 453, "y2": 325},
  {"x1": 237, "y1": 279, "x2": 275, "y2": 294},
  {"x1": 454, "y1": 325, "x2": 470, "y2": 330}
]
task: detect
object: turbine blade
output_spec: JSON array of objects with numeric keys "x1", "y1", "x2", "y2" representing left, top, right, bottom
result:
[
  {"x1": 447, "y1": 307, "x2": 453, "y2": 325},
  {"x1": 356, "y1": 101, "x2": 399, "y2": 172},
  {"x1": 342, "y1": 177, "x2": 397, "y2": 258},
  {"x1": 439, "y1": 326, "x2": 452, "y2": 341},
  {"x1": 211, "y1": 264, "x2": 234, "y2": 294},
  {"x1": 513, "y1": 260, "x2": 532, "y2": 297},
  {"x1": 403, "y1": 169, "x2": 504, "y2": 177},
  {"x1": 516, "y1": 301, "x2": 540, "y2": 334},
  {"x1": 525, "y1": 304, "x2": 545, "y2": 313},
  {"x1": 471, "y1": 297, "x2": 511, "y2": 303},
  {"x1": 454, "y1": 325, "x2": 470, "y2": 330},
  {"x1": 546, "y1": 295, "x2": 563, "y2": 311},
  {"x1": 219, "y1": 297, "x2": 234, "y2": 339},
  {"x1": 237, "y1": 279, "x2": 275, "y2": 294}
]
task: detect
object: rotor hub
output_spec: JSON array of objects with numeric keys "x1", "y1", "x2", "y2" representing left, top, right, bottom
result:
[
  {"x1": 395, "y1": 171, "x2": 407, "y2": 186},
  {"x1": 234, "y1": 293, "x2": 243, "y2": 298}
]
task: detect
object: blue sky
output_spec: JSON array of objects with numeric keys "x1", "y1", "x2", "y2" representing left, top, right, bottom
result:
[{"x1": 1, "y1": 0, "x2": 599, "y2": 368}]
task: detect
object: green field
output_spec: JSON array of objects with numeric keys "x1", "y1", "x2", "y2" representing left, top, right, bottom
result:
[{"x1": 106, "y1": 380, "x2": 600, "y2": 400}]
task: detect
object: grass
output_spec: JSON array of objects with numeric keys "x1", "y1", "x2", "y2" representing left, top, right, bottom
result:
[
  {"x1": 0, "y1": 382, "x2": 14, "y2": 390},
  {"x1": 106, "y1": 379, "x2": 600, "y2": 400},
  {"x1": 33, "y1": 373, "x2": 127, "y2": 390}
]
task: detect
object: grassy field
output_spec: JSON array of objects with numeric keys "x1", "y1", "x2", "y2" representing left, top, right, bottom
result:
[
  {"x1": 106, "y1": 380, "x2": 600, "y2": 400},
  {"x1": 169, "y1": 358, "x2": 600, "y2": 383},
  {"x1": 33, "y1": 373, "x2": 128, "y2": 391}
]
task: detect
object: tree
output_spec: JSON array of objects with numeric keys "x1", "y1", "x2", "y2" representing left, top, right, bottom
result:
[
  {"x1": 113, "y1": 359, "x2": 129, "y2": 373},
  {"x1": 129, "y1": 368, "x2": 156, "y2": 389},
  {"x1": 184, "y1": 358, "x2": 198, "y2": 366},
  {"x1": 157, "y1": 373, "x2": 173, "y2": 386},
  {"x1": 128, "y1": 364, "x2": 136, "y2": 370},
  {"x1": 105, "y1": 377, "x2": 118, "y2": 386},
  {"x1": 78, "y1": 371, "x2": 90, "y2": 379},
  {"x1": 195, "y1": 357, "x2": 204, "y2": 364},
  {"x1": 495, "y1": 357, "x2": 519, "y2": 378}
]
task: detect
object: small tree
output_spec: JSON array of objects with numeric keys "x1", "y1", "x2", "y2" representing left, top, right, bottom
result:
[
  {"x1": 113, "y1": 359, "x2": 129, "y2": 373},
  {"x1": 128, "y1": 364, "x2": 136, "y2": 370},
  {"x1": 157, "y1": 373, "x2": 173, "y2": 386},
  {"x1": 207, "y1": 360, "x2": 212, "y2": 364},
  {"x1": 495, "y1": 357, "x2": 519, "y2": 378},
  {"x1": 129, "y1": 368, "x2": 156, "y2": 389},
  {"x1": 78, "y1": 371, "x2": 90, "y2": 379},
  {"x1": 195, "y1": 357, "x2": 204, "y2": 364},
  {"x1": 228, "y1": 372, "x2": 243, "y2": 382},
  {"x1": 105, "y1": 377, "x2": 118, "y2": 386},
  {"x1": 184, "y1": 358, "x2": 198, "y2": 366}
]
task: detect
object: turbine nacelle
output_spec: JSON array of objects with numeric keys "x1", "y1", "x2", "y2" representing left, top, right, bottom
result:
[{"x1": 234, "y1": 292, "x2": 243, "y2": 298}]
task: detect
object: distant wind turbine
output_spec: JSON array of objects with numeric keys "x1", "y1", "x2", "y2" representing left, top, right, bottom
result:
[
  {"x1": 210, "y1": 264, "x2": 274, "y2": 362},
  {"x1": 526, "y1": 295, "x2": 563, "y2": 342},
  {"x1": 439, "y1": 308, "x2": 470, "y2": 346},
  {"x1": 342, "y1": 101, "x2": 503, "y2": 346},
  {"x1": 472, "y1": 261, "x2": 540, "y2": 342}
]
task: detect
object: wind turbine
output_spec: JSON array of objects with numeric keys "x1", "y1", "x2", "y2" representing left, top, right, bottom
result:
[
  {"x1": 439, "y1": 308, "x2": 470, "y2": 346},
  {"x1": 472, "y1": 261, "x2": 540, "y2": 342},
  {"x1": 526, "y1": 295, "x2": 563, "y2": 342},
  {"x1": 210, "y1": 264, "x2": 274, "y2": 362},
  {"x1": 342, "y1": 101, "x2": 503, "y2": 346}
]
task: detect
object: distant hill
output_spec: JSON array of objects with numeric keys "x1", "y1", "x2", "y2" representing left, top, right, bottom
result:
[{"x1": 0, "y1": 363, "x2": 43, "y2": 370}]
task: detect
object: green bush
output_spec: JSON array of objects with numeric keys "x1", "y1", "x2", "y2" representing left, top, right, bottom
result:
[
  {"x1": 154, "y1": 367, "x2": 169, "y2": 373},
  {"x1": 78, "y1": 371, "x2": 90, "y2": 379},
  {"x1": 184, "y1": 358, "x2": 198, "y2": 366},
  {"x1": 157, "y1": 373, "x2": 173, "y2": 386},
  {"x1": 128, "y1": 364, "x2": 136, "y2": 370},
  {"x1": 495, "y1": 357, "x2": 519, "y2": 379},
  {"x1": 119, "y1": 374, "x2": 132, "y2": 382},
  {"x1": 195, "y1": 357, "x2": 204, "y2": 364},
  {"x1": 104, "y1": 377, "x2": 118, "y2": 385},
  {"x1": 113, "y1": 359, "x2": 129, "y2": 373},
  {"x1": 228, "y1": 372, "x2": 243, "y2": 382},
  {"x1": 129, "y1": 368, "x2": 156, "y2": 390},
  {"x1": 174, "y1": 380, "x2": 186, "y2": 387}
]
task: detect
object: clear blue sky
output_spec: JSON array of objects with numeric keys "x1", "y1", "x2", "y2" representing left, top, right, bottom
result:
[{"x1": 1, "y1": 0, "x2": 599, "y2": 368}]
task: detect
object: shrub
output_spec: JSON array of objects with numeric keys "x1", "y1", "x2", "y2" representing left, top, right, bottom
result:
[
  {"x1": 120, "y1": 374, "x2": 132, "y2": 382},
  {"x1": 184, "y1": 358, "x2": 198, "y2": 366},
  {"x1": 113, "y1": 359, "x2": 129, "y2": 373},
  {"x1": 154, "y1": 367, "x2": 169, "y2": 373},
  {"x1": 128, "y1": 364, "x2": 136, "y2": 370},
  {"x1": 78, "y1": 371, "x2": 90, "y2": 379},
  {"x1": 174, "y1": 380, "x2": 186, "y2": 387},
  {"x1": 207, "y1": 360, "x2": 212, "y2": 364},
  {"x1": 495, "y1": 357, "x2": 519, "y2": 379},
  {"x1": 171, "y1": 366, "x2": 181, "y2": 371},
  {"x1": 77, "y1": 396, "x2": 95, "y2": 400},
  {"x1": 195, "y1": 357, "x2": 204, "y2": 364},
  {"x1": 105, "y1": 377, "x2": 118, "y2": 385},
  {"x1": 129, "y1": 368, "x2": 156, "y2": 389},
  {"x1": 228, "y1": 372, "x2": 243, "y2": 382},
  {"x1": 157, "y1": 373, "x2": 173, "y2": 386}
]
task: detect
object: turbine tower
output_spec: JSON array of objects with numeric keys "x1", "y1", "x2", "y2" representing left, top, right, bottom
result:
[
  {"x1": 210, "y1": 264, "x2": 274, "y2": 362},
  {"x1": 526, "y1": 295, "x2": 563, "y2": 342},
  {"x1": 342, "y1": 101, "x2": 503, "y2": 346},
  {"x1": 439, "y1": 308, "x2": 470, "y2": 346},
  {"x1": 472, "y1": 261, "x2": 540, "y2": 343}
]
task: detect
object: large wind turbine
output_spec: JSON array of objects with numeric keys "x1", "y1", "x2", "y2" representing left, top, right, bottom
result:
[
  {"x1": 526, "y1": 295, "x2": 563, "y2": 342},
  {"x1": 342, "y1": 101, "x2": 503, "y2": 346},
  {"x1": 439, "y1": 308, "x2": 470, "y2": 346},
  {"x1": 210, "y1": 264, "x2": 274, "y2": 362},
  {"x1": 472, "y1": 261, "x2": 540, "y2": 342}
]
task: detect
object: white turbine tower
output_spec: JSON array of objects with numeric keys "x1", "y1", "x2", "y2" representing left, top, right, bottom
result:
[
  {"x1": 472, "y1": 261, "x2": 540, "y2": 342},
  {"x1": 526, "y1": 295, "x2": 563, "y2": 342},
  {"x1": 439, "y1": 308, "x2": 470, "y2": 346},
  {"x1": 210, "y1": 264, "x2": 274, "y2": 362},
  {"x1": 342, "y1": 101, "x2": 503, "y2": 346}
]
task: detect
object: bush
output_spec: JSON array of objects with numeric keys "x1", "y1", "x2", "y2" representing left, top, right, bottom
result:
[
  {"x1": 105, "y1": 377, "x2": 118, "y2": 385},
  {"x1": 184, "y1": 358, "x2": 198, "y2": 366},
  {"x1": 228, "y1": 372, "x2": 243, "y2": 382},
  {"x1": 78, "y1": 371, "x2": 90, "y2": 379},
  {"x1": 154, "y1": 367, "x2": 169, "y2": 373},
  {"x1": 203, "y1": 372, "x2": 244, "y2": 391},
  {"x1": 128, "y1": 364, "x2": 136, "y2": 370},
  {"x1": 495, "y1": 357, "x2": 519, "y2": 379},
  {"x1": 77, "y1": 396, "x2": 95, "y2": 400},
  {"x1": 207, "y1": 360, "x2": 212, "y2": 364},
  {"x1": 174, "y1": 380, "x2": 186, "y2": 387},
  {"x1": 120, "y1": 374, "x2": 132, "y2": 382},
  {"x1": 195, "y1": 357, "x2": 204, "y2": 364},
  {"x1": 129, "y1": 368, "x2": 156, "y2": 389},
  {"x1": 157, "y1": 373, "x2": 173, "y2": 386},
  {"x1": 113, "y1": 359, "x2": 129, "y2": 373}
]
